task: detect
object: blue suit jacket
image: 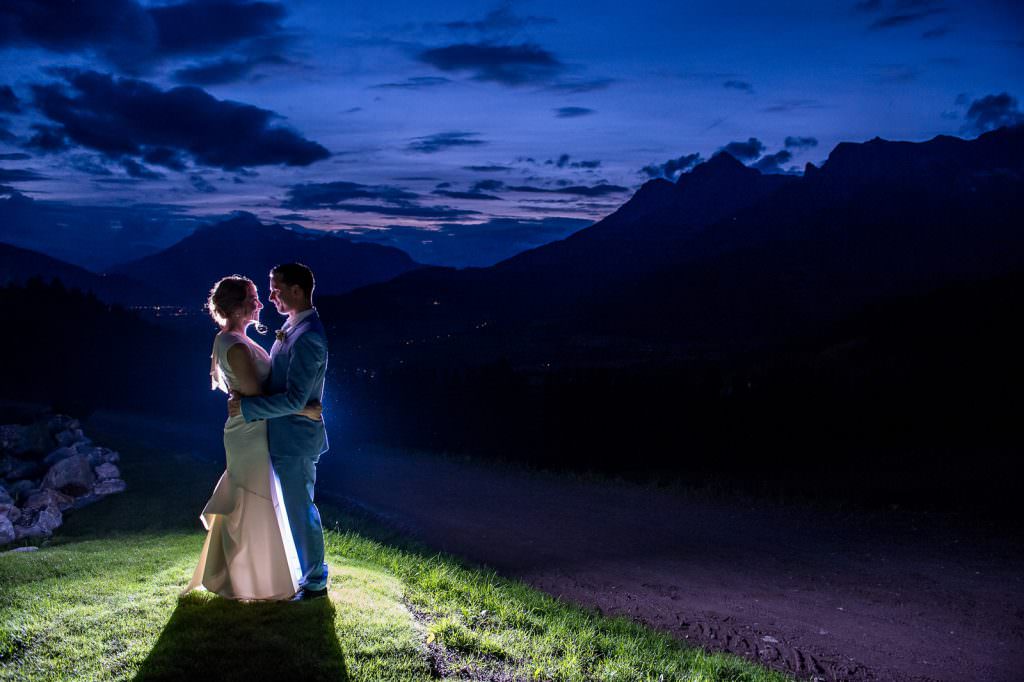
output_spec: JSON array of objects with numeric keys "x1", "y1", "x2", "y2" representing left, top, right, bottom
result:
[{"x1": 240, "y1": 311, "x2": 329, "y2": 458}]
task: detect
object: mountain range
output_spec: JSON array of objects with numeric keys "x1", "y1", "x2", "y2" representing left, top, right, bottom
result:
[{"x1": 318, "y1": 125, "x2": 1024, "y2": 365}]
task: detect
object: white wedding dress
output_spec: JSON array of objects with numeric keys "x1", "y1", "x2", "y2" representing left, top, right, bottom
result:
[{"x1": 184, "y1": 331, "x2": 302, "y2": 600}]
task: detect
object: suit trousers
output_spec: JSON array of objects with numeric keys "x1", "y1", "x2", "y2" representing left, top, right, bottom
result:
[{"x1": 271, "y1": 453, "x2": 328, "y2": 591}]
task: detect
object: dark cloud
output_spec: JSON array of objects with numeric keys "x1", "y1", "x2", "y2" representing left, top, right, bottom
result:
[
  {"x1": 784, "y1": 136, "x2": 819, "y2": 150},
  {"x1": 542, "y1": 154, "x2": 601, "y2": 169},
  {"x1": 435, "y1": 182, "x2": 453, "y2": 189},
  {"x1": 189, "y1": 174, "x2": 216, "y2": 193},
  {"x1": 506, "y1": 183, "x2": 630, "y2": 197},
  {"x1": 316, "y1": 203, "x2": 478, "y2": 219},
  {"x1": 868, "y1": 7, "x2": 947, "y2": 30},
  {"x1": 545, "y1": 78, "x2": 615, "y2": 93},
  {"x1": 274, "y1": 213, "x2": 311, "y2": 221},
  {"x1": 0, "y1": 85, "x2": 20, "y2": 113},
  {"x1": 24, "y1": 124, "x2": 70, "y2": 153},
  {"x1": 283, "y1": 181, "x2": 419, "y2": 209},
  {"x1": 173, "y1": 54, "x2": 291, "y2": 85},
  {"x1": 0, "y1": 0, "x2": 289, "y2": 73},
  {"x1": 418, "y1": 42, "x2": 563, "y2": 85},
  {"x1": 0, "y1": 119, "x2": 14, "y2": 143},
  {"x1": 641, "y1": 152, "x2": 703, "y2": 179},
  {"x1": 30, "y1": 70, "x2": 329, "y2": 170},
  {"x1": 549, "y1": 153, "x2": 571, "y2": 168},
  {"x1": 471, "y1": 179, "x2": 505, "y2": 192},
  {"x1": 143, "y1": 147, "x2": 188, "y2": 172},
  {"x1": 432, "y1": 189, "x2": 504, "y2": 201},
  {"x1": 67, "y1": 154, "x2": 113, "y2": 176},
  {"x1": 463, "y1": 164, "x2": 514, "y2": 172},
  {"x1": 555, "y1": 106, "x2": 594, "y2": 118},
  {"x1": 723, "y1": 80, "x2": 754, "y2": 93},
  {"x1": 122, "y1": 158, "x2": 164, "y2": 180},
  {"x1": 0, "y1": 168, "x2": 48, "y2": 182},
  {"x1": 0, "y1": 153, "x2": 31, "y2": 161},
  {"x1": 719, "y1": 138, "x2": 766, "y2": 161},
  {"x1": 407, "y1": 131, "x2": 486, "y2": 153},
  {"x1": 751, "y1": 150, "x2": 794, "y2": 174},
  {"x1": 442, "y1": 4, "x2": 556, "y2": 33},
  {"x1": 961, "y1": 92, "x2": 1024, "y2": 135},
  {"x1": 370, "y1": 76, "x2": 453, "y2": 90}
]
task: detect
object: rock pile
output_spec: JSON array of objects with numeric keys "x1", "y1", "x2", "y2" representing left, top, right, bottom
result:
[{"x1": 1, "y1": 414, "x2": 126, "y2": 545}]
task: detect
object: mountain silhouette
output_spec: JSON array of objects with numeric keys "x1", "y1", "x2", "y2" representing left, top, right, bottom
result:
[
  {"x1": 0, "y1": 242, "x2": 162, "y2": 306},
  {"x1": 111, "y1": 212, "x2": 422, "y2": 306},
  {"x1": 320, "y1": 126, "x2": 1024, "y2": 362}
]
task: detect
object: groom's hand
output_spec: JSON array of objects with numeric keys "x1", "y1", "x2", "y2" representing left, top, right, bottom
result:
[{"x1": 227, "y1": 394, "x2": 241, "y2": 417}]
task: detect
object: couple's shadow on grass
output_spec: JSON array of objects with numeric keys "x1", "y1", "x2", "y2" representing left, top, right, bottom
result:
[{"x1": 134, "y1": 591, "x2": 348, "y2": 681}]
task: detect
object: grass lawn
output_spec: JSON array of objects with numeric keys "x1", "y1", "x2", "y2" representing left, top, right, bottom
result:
[{"x1": 0, "y1": 422, "x2": 792, "y2": 681}]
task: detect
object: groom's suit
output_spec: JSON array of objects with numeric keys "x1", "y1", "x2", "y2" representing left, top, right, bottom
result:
[{"x1": 240, "y1": 309, "x2": 329, "y2": 591}]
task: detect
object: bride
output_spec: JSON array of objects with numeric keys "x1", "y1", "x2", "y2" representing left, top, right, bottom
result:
[{"x1": 184, "y1": 275, "x2": 320, "y2": 600}]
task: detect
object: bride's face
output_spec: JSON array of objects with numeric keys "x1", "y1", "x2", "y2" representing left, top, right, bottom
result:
[{"x1": 241, "y1": 283, "x2": 263, "y2": 325}]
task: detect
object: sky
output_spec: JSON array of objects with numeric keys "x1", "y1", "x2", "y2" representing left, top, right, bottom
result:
[{"x1": 1, "y1": 0, "x2": 1022, "y2": 268}]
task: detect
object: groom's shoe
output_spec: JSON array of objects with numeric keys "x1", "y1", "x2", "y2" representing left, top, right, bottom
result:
[{"x1": 290, "y1": 586, "x2": 328, "y2": 602}]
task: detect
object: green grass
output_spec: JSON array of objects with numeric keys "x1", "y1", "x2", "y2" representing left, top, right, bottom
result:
[{"x1": 0, "y1": 425, "x2": 792, "y2": 681}]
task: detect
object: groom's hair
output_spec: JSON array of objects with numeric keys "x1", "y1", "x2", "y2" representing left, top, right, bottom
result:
[{"x1": 272, "y1": 262, "x2": 315, "y2": 299}]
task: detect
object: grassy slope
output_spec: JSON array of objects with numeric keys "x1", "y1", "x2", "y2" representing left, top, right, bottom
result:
[{"x1": 0, "y1": 425, "x2": 791, "y2": 682}]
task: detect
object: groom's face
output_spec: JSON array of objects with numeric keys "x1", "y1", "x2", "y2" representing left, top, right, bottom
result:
[{"x1": 268, "y1": 274, "x2": 302, "y2": 315}]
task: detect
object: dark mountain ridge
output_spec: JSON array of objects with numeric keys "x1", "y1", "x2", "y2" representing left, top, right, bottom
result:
[
  {"x1": 112, "y1": 212, "x2": 422, "y2": 305},
  {"x1": 321, "y1": 125, "x2": 1024, "y2": 363}
]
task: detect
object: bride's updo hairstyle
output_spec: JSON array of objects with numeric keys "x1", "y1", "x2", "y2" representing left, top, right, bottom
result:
[{"x1": 206, "y1": 275, "x2": 252, "y2": 327}]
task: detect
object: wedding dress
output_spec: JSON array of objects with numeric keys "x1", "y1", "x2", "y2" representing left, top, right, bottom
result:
[{"x1": 184, "y1": 331, "x2": 302, "y2": 600}]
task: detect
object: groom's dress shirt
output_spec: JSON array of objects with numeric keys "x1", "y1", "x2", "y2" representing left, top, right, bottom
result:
[{"x1": 283, "y1": 308, "x2": 316, "y2": 333}]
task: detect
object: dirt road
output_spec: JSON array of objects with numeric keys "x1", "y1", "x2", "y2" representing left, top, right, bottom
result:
[{"x1": 324, "y1": 446, "x2": 1023, "y2": 682}]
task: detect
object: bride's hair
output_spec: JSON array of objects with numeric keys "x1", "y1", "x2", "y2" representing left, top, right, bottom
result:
[{"x1": 206, "y1": 275, "x2": 253, "y2": 327}]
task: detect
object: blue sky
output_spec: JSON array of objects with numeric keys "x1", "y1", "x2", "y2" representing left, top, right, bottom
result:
[{"x1": 1, "y1": 0, "x2": 1022, "y2": 267}]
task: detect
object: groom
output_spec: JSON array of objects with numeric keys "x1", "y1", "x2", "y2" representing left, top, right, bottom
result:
[{"x1": 228, "y1": 262, "x2": 330, "y2": 601}]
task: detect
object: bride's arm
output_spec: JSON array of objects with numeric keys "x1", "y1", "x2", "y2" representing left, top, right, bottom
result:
[{"x1": 225, "y1": 343, "x2": 263, "y2": 397}]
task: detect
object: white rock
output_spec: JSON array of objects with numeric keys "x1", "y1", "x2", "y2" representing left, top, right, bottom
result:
[
  {"x1": 0, "y1": 516, "x2": 14, "y2": 545},
  {"x1": 93, "y1": 478, "x2": 127, "y2": 496},
  {"x1": 42, "y1": 454, "x2": 95, "y2": 496},
  {"x1": 94, "y1": 463, "x2": 120, "y2": 481}
]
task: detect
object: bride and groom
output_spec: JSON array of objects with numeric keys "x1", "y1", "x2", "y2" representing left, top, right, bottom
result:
[{"x1": 184, "y1": 263, "x2": 330, "y2": 602}]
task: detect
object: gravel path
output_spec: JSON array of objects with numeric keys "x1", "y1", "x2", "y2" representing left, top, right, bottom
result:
[{"x1": 325, "y1": 446, "x2": 1024, "y2": 682}]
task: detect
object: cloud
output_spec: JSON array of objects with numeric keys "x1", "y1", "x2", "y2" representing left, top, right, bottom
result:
[
  {"x1": 0, "y1": 118, "x2": 14, "y2": 143},
  {"x1": 370, "y1": 76, "x2": 453, "y2": 90},
  {"x1": 283, "y1": 181, "x2": 419, "y2": 209},
  {"x1": 545, "y1": 78, "x2": 615, "y2": 93},
  {"x1": 0, "y1": 0, "x2": 290, "y2": 73},
  {"x1": 719, "y1": 138, "x2": 766, "y2": 161},
  {"x1": 471, "y1": 179, "x2": 505, "y2": 192},
  {"x1": 0, "y1": 168, "x2": 48, "y2": 182},
  {"x1": 784, "y1": 136, "x2": 818, "y2": 150},
  {"x1": 545, "y1": 154, "x2": 600, "y2": 169},
  {"x1": 554, "y1": 106, "x2": 594, "y2": 118},
  {"x1": 432, "y1": 189, "x2": 503, "y2": 201},
  {"x1": 723, "y1": 80, "x2": 754, "y2": 93},
  {"x1": 463, "y1": 164, "x2": 514, "y2": 172},
  {"x1": 122, "y1": 158, "x2": 164, "y2": 179},
  {"x1": 24, "y1": 124, "x2": 70, "y2": 152},
  {"x1": 274, "y1": 213, "x2": 311, "y2": 221},
  {"x1": 442, "y1": 3, "x2": 556, "y2": 34},
  {"x1": 173, "y1": 54, "x2": 292, "y2": 85},
  {"x1": 417, "y1": 42, "x2": 563, "y2": 85},
  {"x1": 30, "y1": 70, "x2": 329, "y2": 170},
  {"x1": 0, "y1": 153, "x2": 31, "y2": 161},
  {"x1": 67, "y1": 154, "x2": 113, "y2": 176},
  {"x1": 0, "y1": 85, "x2": 20, "y2": 113},
  {"x1": 641, "y1": 152, "x2": 703, "y2": 179},
  {"x1": 406, "y1": 131, "x2": 486, "y2": 153},
  {"x1": 960, "y1": 92, "x2": 1024, "y2": 135},
  {"x1": 142, "y1": 147, "x2": 188, "y2": 171},
  {"x1": 314, "y1": 203, "x2": 478, "y2": 219},
  {"x1": 750, "y1": 150, "x2": 793, "y2": 174},
  {"x1": 189, "y1": 174, "x2": 216, "y2": 193},
  {"x1": 506, "y1": 183, "x2": 630, "y2": 197},
  {"x1": 861, "y1": 1, "x2": 948, "y2": 30}
]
